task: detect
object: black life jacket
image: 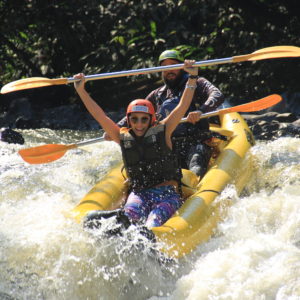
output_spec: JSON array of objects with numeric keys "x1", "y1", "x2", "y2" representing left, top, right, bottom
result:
[{"x1": 120, "y1": 124, "x2": 182, "y2": 191}]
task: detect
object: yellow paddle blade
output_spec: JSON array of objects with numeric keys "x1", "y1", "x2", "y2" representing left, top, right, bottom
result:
[
  {"x1": 253, "y1": 45, "x2": 300, "y2": 54},
  {"x1": 1, "y1": 77, "x2": 68, "y2": 94},
  {"x1": 19, "y1": 143, "x2": 76, "y2": 164},
  {"x1": 233, "y1": 45, "x2": 300, "y2": 62},
  {"x1": 223, "y1": 94, "x2": 282, "y2": 113}
]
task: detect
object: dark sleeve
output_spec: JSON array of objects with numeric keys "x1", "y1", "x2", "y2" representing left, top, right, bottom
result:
[
  {"x1": 196, "y1": 77, "x2": 224, "y2": 113},
  {"x1": 145, "y1": 89, "x2": 160, "y2": 111}
]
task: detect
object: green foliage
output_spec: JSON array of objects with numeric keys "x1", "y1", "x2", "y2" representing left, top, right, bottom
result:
[{"x1": 0, "y1": 0, "x2": 299, "y2": 108}]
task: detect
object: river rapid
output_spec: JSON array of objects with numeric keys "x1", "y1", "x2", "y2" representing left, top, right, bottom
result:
[{"x1": 1, "y1": 129, "x2": 300, "y2": 300}]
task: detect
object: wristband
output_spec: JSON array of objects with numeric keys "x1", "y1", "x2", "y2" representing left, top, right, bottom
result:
[
  {"x1": 186, "y1": 84, "x2": 197, "y2": 90},
  {"x1": 188, "y1": 75, "x2": 198, "y2": 79}
]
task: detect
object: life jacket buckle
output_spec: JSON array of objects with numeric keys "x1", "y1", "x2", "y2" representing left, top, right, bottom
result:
[{"x1": 124, "y1": 140, "x2": 132, "y2": 148}]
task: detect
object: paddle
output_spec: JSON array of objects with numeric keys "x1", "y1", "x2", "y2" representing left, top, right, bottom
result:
[
  {"x1": 181, "y1": 94, "x2": 282, "y2": 122},
  {"x1": 1, "y1": 45, "x2": 299, "y2": 94},
  {"x1": 19, "y1": 94, "x2": 282, "y2": 164},
  {"x1": 19, "y1": 135, "x2": 105, "y2": 164}
]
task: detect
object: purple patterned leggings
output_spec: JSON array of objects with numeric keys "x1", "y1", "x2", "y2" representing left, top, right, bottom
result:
[{"x1": 124, "y1": 185, "x2": 182, "y2": 228}]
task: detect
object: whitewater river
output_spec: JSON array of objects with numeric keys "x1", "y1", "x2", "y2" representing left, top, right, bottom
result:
[{"x1": 1, "y1": 128, "x2": 300, "y2": 300}]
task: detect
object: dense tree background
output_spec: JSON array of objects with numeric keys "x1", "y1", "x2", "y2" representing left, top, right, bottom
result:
[{"x1": 0, "y1": 0, "x2": 299, "y2": 111}]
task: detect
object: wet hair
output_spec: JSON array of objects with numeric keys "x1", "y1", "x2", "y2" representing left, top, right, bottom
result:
[{"x1": 0, "y1": 128, "x2": 25, "y2": 145}]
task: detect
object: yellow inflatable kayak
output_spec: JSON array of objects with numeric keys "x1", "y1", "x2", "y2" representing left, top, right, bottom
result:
[{"x1": 71, "y1": 112, "x2": 254, "y2": 258}]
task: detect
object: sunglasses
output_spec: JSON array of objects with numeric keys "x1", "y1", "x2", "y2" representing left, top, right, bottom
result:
[{"x1": 129, "y1": 116, "x2": 150, "y2": 124}]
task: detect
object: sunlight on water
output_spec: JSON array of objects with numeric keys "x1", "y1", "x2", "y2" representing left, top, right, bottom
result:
[
  {"x1": 1, "y1": 131, "x2": 300, "y2": 299},
  {"x1": 166, "y1": 138, "x2": 300, "y2": 300},
  {"x1": 0, "y1": 129, "x2": 180, "y2": 300}
]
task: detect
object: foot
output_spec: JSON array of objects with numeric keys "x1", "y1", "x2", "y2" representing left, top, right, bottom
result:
[{"x1": 83, "y1": 209, "x2": 132, "y2": 236}]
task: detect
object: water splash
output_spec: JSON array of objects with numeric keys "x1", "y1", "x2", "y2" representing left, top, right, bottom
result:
[{"x1": 1, "y1": 131, "x2": 300, "y2": 299}]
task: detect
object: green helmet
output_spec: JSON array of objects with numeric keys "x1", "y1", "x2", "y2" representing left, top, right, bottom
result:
[{"x1": 158, "y1": 49, "x2": 184, "y2": 65}]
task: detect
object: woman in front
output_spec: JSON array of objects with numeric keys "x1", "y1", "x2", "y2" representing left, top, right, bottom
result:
[{"x1": 74, "y1": 60, "x2": 198, "y2": 229}]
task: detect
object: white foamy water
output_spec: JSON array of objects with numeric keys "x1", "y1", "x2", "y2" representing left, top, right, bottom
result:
[{"x1": 1, "y1": 130, "x2": 300, "y2": 300}]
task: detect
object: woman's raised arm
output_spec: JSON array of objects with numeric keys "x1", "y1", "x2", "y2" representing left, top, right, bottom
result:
[{"x1": 74, "y1": 73, "x2": 121, "y2": 144}]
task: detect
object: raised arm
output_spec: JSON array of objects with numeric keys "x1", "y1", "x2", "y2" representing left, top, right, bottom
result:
[
  {"x1": 73, "y1": 73, "x2": 121, "y2": 143},
  {"x1": 161, "y1": 60, "x2": 198, "y2": 146}
]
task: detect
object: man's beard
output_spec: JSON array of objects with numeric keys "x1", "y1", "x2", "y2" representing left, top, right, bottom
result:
[{"x1": 163, "y1": 70, "x2": 185, "y2": 89}]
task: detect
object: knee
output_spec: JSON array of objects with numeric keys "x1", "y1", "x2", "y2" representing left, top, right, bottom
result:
[
  {"x1": 146, "y1": 200, "x2": 180, "y2": 228},
  {"x1": 189, "y1": 154, "x2": 208, "y2": 177}
]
